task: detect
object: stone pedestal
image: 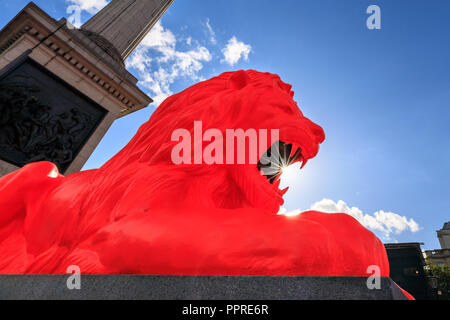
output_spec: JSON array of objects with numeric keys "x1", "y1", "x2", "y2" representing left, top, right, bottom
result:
[{"x1": 0, "y1": 2, "x2": 170, "y2": 176}]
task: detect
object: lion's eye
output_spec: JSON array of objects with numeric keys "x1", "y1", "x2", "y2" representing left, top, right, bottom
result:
[{"x1": 257, "y1": 141, "x2": 302, "y2": 184}]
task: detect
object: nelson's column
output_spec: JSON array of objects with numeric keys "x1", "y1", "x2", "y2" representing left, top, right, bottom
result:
[{"x1": 0, "y1": 0, "x2": 174, "y2": 177}]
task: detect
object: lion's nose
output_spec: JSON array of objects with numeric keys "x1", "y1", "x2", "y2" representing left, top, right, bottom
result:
[
  {"x1": 303, "y1": 118, "x2": 325, "y2": 145},
  {"x1": 312, "y1": 123, "x2": 325, "y2": 144}
]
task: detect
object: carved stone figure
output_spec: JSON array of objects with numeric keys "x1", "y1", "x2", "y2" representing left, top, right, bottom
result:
[{"x1": 0, "y1": 82, "x2": 93, "y2": 170}]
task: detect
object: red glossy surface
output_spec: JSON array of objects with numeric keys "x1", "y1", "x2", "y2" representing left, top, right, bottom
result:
[{"x1": 0, "y1": 71, "x2": 394, "y2": 283}]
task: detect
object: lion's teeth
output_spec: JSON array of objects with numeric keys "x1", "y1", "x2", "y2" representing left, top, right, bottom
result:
[
  {"x1": 300, "y1": 158, "x2": 308, "y2": 169},
  {"x1": 273, "y1": 179, "x2": 281, "y2": 189},
  {"x1": 290, "y1": 143, "x2": 297, "y2": 158}
]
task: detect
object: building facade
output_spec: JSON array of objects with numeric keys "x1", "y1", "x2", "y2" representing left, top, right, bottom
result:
[{"x1": 425, "y1": 222, "x2": 450, "y2": 267}]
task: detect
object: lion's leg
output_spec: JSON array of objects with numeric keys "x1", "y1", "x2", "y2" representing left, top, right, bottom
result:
[
  {"x1": 86, "y1": 208, "x2": 390, "y2": 277},
  {"x1": 0, "y1": 162, "x2": 63, "y2": 273}
]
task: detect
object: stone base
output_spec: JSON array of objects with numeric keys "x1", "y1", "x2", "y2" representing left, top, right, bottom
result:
[{"x1": 0, "y1": 275, "x2": 408, "y2": 300}]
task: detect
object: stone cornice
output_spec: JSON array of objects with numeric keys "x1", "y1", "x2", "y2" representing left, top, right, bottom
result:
[{"x1": 0, "y1": 2, "x2": 153, "y2": 118}]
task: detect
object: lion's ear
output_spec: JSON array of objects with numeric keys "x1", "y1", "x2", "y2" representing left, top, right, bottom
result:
[{"x1": 228, "y1": 70, "x2": 251, "y2": 90}]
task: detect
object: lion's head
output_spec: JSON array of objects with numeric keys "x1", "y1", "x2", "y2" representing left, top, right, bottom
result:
[{"x1": 97, "y1": 70, "x2": 325, "y2": 217}]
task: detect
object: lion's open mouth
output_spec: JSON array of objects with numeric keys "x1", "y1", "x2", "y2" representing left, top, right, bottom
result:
[{"x1": 257, "y1": 141, "x2": 303, "y2": 185}]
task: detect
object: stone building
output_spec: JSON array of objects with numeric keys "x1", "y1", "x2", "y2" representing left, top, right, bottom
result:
[
  {"x1": 0, "y1": 0, "x2": 174, "y2": 177},
  {"x1": 425, "y1": 222, "x2": 450, "y2": 267}
]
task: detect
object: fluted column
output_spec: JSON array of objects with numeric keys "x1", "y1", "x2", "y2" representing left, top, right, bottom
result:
[{"x1": 82, "y1": 0, "x2": 174, "y2": 60}]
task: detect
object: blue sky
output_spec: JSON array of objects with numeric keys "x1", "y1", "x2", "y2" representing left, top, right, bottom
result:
[{"x1": 1, "y1": 0, "x2": 449, "y2": 249}]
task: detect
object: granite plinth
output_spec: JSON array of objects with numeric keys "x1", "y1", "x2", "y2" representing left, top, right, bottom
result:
[{"x1": 0, "y1": 275, "x2": 408, "y2": 300}]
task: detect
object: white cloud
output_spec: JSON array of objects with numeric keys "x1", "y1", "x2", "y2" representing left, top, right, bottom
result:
[
  {"x1": 127, "y1": 21, "x2": 212, "y2": 105},
  {"x1": 221, "y1": 36, "x2": 252, "y2": 66},
  {"x1": 66, "y1": 0, "x2": 109, "y2": 14},
  {"x1": 279, "y1": 199, "x2": 420, "y2": 241},
  {"x1": 307, "y1": 199, "x2": 420, "y2": 240},
  {"x1": 140, "y1": 21, "x2": 176, "y2": 48},
  {"x1": 205, "y1": 18, "x2": 217, "y2": 45}
]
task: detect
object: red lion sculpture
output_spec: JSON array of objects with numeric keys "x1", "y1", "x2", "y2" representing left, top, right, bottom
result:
[{"x1": 0, "y1": 70, "x2": 391, "y2": 280}]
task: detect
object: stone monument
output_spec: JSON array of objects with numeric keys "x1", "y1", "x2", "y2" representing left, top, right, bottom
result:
[{"x1": 0, "y1": 0, "x2": 174, "y2": 176}]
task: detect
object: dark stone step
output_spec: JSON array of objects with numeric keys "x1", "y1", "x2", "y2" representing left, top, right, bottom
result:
[{"x1": 0, "y1": 275, "x2": 408, "y2": 300}]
